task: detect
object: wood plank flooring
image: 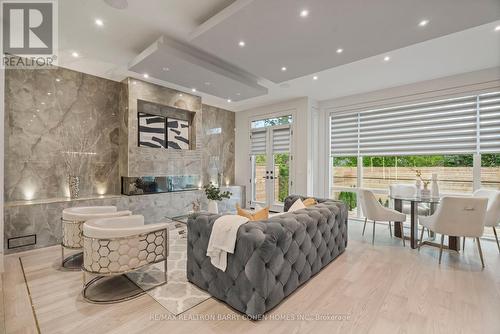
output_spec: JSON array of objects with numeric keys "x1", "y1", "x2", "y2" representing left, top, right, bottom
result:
[{"x1": 2, "y1": 221, "x2": 500, "y2": 334}]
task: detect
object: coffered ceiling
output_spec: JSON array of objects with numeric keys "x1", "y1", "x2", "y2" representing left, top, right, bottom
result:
[{"x1": 56, "y1": 0, "x2": 500, "y2": 111}]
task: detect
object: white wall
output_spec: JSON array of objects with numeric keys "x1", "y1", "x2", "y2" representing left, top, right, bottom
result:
[{"x1": 235, "y1": 97, "x2": 316, "y2": 207}]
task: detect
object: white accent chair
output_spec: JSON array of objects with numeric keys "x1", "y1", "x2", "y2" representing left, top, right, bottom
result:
[
  {"x1": 61, "y1": 206, "x2": 132, "y2": 269},
  {"x1": 419, "y1": 196, "x2": 488, "y2": 267},
  {"x1": 82, "y1": 215, "x2": 169, "y2": 303},
  {"x1": 464, "y1": 189, "x2": 500, "y2": 252},
  {"x1": 359, "y1": 189, "x2": 407, "y2": 245},
  {"x1": 389, "y1": 184, "x2": 430, "y2": 215}
]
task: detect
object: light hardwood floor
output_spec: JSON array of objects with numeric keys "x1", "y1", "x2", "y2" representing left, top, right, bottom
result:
[{"x1": 2, "y1": 221, "x2": 500, "y2": 334}]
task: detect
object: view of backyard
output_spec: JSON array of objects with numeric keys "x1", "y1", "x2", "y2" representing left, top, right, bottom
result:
[{"x1": 331, "y1": 154, "x2": 500, "y2": 218}]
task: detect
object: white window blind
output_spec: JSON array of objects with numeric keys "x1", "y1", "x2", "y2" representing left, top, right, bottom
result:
[
  {"x1": 330, "y1": 92, "x2": 499, "y2": 156},
  {"x1": 330, "y1": 113, "x2": 358, "y2": 157},
  {"x1": 250, "y1": 130, "x2": 267, "y2": 155},
  {"x1": 272, "y1": 127, "x2": 291, "y2": 153},
  {"x1": 479, "y1": 91, "x2": 500, "y2": 153}
]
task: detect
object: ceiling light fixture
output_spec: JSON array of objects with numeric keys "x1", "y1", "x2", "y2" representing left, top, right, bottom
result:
[
  {"x1": 162, "y1": 67, "x2": 169, "y2": 71},
  {"x1": 300, "y1": 9, "x2": 309, "y2": 18},
  {"x1": 238, "y1": 41, "x2": 246, "y2": 47},
  {"x1": 71, "y1": 51, "x2": 79, "y2": 58},
  {"x1": 143, "y1": 73, "x2": 149, "y2": 78},
  {"x1": 55, "y1": 78, "x2": 61, "y2": 82},
  {"x1": 95, "y1": 18, "x2": 104, "y2": 26},
  {"x1": 495, "y1": 25, "x2": 500, "y2": 32},
  {"x1": 191, "y1": 88, "x2": 197, "y2": 92},
  {"x1": 179, "y1": 93, "x2": 183, "y2": 97},
  {"x1": 418, "y1": 19, "x2": 429, "y2": 27},
  {"x1": 281, "y1": 66, "x2": 287, "y2": 72},
  {"x1": 313, "y1": 75, "x2": 318, "y2": 80},
  {"x1": 227, "y1": 99, "x2": 232, "y2": 103},
  {"x1": 383, "y1": 55, "x2": 391, "y2": 62},
  {"x1": 336, "y1": 48, "x2": 343, "y2": 54}
]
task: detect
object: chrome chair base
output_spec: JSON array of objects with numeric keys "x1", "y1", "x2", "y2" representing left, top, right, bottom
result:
[
  {"x1": 61, "y1": 246, "x2": 83, "y2": 271},
  {"x1": 82, "y1": 260, "x2": 168, "y2": 304}
]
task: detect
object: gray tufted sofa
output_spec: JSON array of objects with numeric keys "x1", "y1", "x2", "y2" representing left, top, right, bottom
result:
[{"x1": 186, "y1": 195, "x2": 348, "y2": 319}]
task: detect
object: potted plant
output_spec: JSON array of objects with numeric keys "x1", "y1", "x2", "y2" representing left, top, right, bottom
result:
[{"x1": 203, "y1": 183, "x2": 232, "y2": 213}]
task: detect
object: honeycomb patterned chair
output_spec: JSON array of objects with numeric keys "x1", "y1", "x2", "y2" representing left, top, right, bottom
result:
[
  {"x1": 61, "y1": 206, "x2": 132, "y2": 270},
  {"x1": 82, "y1": 214, "x2": 169, "y2": 303}
]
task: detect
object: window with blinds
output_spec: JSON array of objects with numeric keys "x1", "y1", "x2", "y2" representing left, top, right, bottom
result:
[
  {"x1": 330, "y1": 91, "x2": 500, "y2": 157},
  {"x1": 272, "y1": 127, "x2": 291, "y2": 153},
  {"x1": 479, "y1": 91, "x2": 500, "y2": 153},
  {"x1": 250, "y1": 130, "x2": 267, "y2": 155}
]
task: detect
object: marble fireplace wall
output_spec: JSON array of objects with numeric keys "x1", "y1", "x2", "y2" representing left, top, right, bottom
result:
[
  {"x1": 120, "y1": 78, "x2": 235, "y2": 185},
  {"x1": 201, "y1": 104, "x2": 235, "y2": 185},
  {"x1": 4, "y1": 67, "x2": 120, "y2": 202}
]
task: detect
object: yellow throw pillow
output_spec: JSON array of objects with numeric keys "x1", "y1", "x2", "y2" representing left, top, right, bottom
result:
[
  {"x1": 303, "y1": 198, "x2": 317, "y2": 207},
  {"x1": 236, "y1": 205, "x2": 269, "y2": 221}
]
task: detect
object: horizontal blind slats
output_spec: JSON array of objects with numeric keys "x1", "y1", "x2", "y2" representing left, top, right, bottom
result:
[
  {"x1": 330, "y1": 93, "x2": 500, "y2": 156},
  {"x1": 273, "y1": 127, "x2": 291, "y2": 153},
  {"x1": 250, "y1": 130, "x2": 266, "y2": 155},
  {"x1": 479, "y1": 92, "x2": 500, "y2": 153}
]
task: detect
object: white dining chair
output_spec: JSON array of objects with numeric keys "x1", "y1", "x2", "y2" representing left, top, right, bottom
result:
[
  {"x1": 359, "y1": 189, "x2": 406, "y2": 245},
  {"x1": 463, "y1": 189, "x2": 500, "y2": 252},
  {"x1": 418, "y1": 196, "x2": 488, "y2": 267},
  {"x1": 389, "y1": 184, "x2": 430, "y2": 215}
]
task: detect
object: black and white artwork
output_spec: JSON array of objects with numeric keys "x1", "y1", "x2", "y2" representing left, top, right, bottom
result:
[
  {"x1": 166, "y1": 118, "x2": 190, "y2": 149},
  {"x1": 138, "y1": 112, "x2": 166, "y2": 148}
]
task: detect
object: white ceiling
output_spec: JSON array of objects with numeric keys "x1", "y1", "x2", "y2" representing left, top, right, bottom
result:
[{"x1": 56, "y1": 0, "x2": 500, "y2": 111}]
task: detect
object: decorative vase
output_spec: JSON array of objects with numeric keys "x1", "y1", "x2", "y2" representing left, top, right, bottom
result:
[
  {"x1": 415, "y1": 179, "x2": 422, "y2": 197},
  {"x1": 421, "y1": 183, "x2": 430, "y2": 198},
  {"x1": 68, "y1": 175, "x2": 80, "y2": 199},
  {"x1": 431, "y1": 173, "x2": 439, "y2": 198},
  {"x1": 208, "y1": 200, "x2": 218, "y2": 214}
]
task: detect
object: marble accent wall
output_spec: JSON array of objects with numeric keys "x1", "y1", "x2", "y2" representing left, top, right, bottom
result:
[
  {"x1": 201, "y1": 104, "x2": 235, "y2": 185},
  {"x1": 4, "y1": 67, "x2": 120, "y2": 201},
  {"x1": 120, "y1": 78, "x2": 235, "y2": 185}
]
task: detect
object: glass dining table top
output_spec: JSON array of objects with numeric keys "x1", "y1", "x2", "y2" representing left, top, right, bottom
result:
[{"x1": 389, "y1": 195, "x2": 441, "y2": 204}]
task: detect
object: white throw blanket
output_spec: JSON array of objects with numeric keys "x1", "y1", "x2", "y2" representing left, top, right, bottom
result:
[{"x1": 206, "y1": 215, "x2": 249, "y2": 271}]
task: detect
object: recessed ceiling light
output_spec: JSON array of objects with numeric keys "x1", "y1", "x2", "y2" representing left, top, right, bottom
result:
[
  {"x1": 55, "y1": 78, "x2": 61, "y2": 82},
  {"x1": 41, "y1": 102, "x2": 45, "y2": 105},
  {"x1": 384, "y1": 56, "x2": 391, "y2": 62},
  {"x1": 227, "y1": 99, "x2": 232, "y2": 103},
  {"x1": 313, "y1": 75, "x2": 318, "y2": 80},
  {"x1": 143, "y1": 73, "x2": 149, "y2": 78},
  {"x1": 418, "y1": 19, "x2": 429, "y2": 27},
  {"x1": 191, "y1": 88, "x2": 197, "y2": 92},
  {"x1": 95, "y1": 18, "x2": 104, "y2": 26},
  {"x1": 238, "y1": 41, "x2": 246, "y2": 47},
  {"x1": 495, "y1": 25, "x2": 500, "y2": 32},
  {"x1": 336, "y1": 48, "x2": 343, "y2": 54},
  {"x1": 300, "y1": 9, "x2": 309, "y2": 18},
  {"x1": 179, "y1": 93, "x2": 183, "y2": 97},
  {"x1": 162, "y1": 67, "x2": 169, "y2": 71},
  {"x1": 281, "y1": 66, "x2": 287, "y2": 72},
  {"x1": 47, "y1": 92, "x2": 52, "y2": 95},
  {"x1": 71, "y1": 52, "x2": 79, "y2": 58}
]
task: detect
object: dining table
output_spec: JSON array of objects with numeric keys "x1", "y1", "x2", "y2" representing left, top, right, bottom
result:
[{"x1": 390, "y1": 194, "x2": 460, "y2": 251}]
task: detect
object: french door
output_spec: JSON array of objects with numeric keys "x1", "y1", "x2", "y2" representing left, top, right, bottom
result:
[{"x1": 250, "y1": 124, "x2": 292, "y2": 212}]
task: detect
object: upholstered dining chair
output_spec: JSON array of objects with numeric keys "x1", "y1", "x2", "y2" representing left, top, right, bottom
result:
[
  {"x1": 359, "y1": 189, "x2": 406, "y2": 245},
  {"x1": 462, "y1": 189, "x2": 500, "y2": 252},
  {"x1": 419, "y1": 196, "x2": 488, "y2": 267}
]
